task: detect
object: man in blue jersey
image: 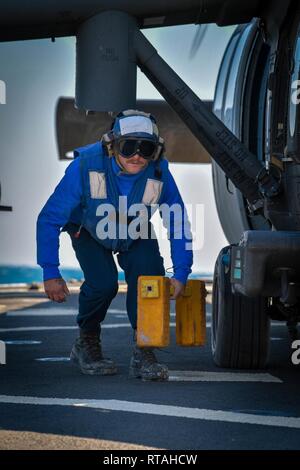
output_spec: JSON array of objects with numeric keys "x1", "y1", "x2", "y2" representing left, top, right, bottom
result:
[{"x1": 36, "y1": 110, "x2": 193, "y2": 381}]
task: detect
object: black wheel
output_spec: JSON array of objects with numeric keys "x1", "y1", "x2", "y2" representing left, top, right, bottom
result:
[{"x1": 211, "y1": 246, "x2": 270, "y2": 369}]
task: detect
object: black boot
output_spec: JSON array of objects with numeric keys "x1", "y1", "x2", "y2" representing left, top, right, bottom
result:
[
  {"x1": 70, "y1": 328, "x2": 117, "y2": 376},
  {"x1": 129, "y1": 331, "x2": 169, "y2": 381}
]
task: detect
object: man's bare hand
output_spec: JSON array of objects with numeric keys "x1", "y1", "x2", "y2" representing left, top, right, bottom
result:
[
  {"x1": 44, "y1": 278, "x2": 70, "y2": 303},
  {"x1": 170, "y1": 278, "x2": 185, "y2": 300}
]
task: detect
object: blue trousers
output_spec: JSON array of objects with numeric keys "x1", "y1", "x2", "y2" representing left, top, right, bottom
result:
[{"x1": 65, "y1": 223, "x2": 165, "y2": 331}]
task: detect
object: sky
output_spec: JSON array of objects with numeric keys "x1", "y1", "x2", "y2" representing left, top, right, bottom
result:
[{"x1": 0, "y1": 23, "x2": 234, "y2": 274}]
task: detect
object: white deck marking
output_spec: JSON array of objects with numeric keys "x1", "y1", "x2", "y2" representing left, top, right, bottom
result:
[
  {"x1": 5, "y1": 340, "x2": 42, "y2": 345},
  {"x1": 6, "y1": 308, "x2": 128, "y2": 317},
  {"x1": 115, "y1": 313, "x2": 176, "y2": 318},
  {"x1": 108, "y1": 309, "x2": 127, "y2": 314},
  {"x1": 1, "y1": 326, "x2": 79, "y2": 332},
  {"x1": 6, "y1": 308, "x2": 179, "y2": 317},
  {"x1": 0, "y1": 395, "x2": 299, "y2": 429},
  {"x1": 0, "y1": 324, "x2": 134, "y2": 332},
  {"x1": 35, "y1": 357, "x2": 70, "y2": 362},
  {"x1": 168, "y1": 371, "x2": 282, "y2": 382},
  {"x1": 0, "y1": 322, "x2": 285, "y2": 333},
  {"x1": 31, "y1": 360, "x2": 281, "y2": 383},
  {"x1": 6, "y1": 309, "x2": 75, "y2": 317}
]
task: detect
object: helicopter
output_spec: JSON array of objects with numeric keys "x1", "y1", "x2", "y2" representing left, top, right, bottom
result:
[{"x1": 1, "y1": 0, "x2": 300, "y2": 369}]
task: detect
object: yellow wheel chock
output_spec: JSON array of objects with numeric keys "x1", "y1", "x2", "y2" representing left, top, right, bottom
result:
[{"x1": 137, "y1": 276, "x2": 207, "y2": 348}]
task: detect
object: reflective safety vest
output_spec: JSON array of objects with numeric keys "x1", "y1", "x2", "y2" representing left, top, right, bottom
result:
[{"x1": 71, "y1": 141, "x2": 168, "y2": 252}]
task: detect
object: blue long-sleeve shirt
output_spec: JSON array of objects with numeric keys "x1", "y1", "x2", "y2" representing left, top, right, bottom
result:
[{"x1": 36, "y1": 155, "x2": 193, "y2": 284}]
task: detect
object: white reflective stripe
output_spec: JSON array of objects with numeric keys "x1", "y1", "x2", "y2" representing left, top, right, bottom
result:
[
  {"x1": 142, "y1": 179, "x2": 163, "y2": 205},
  {"x1": 119, "y1": 116, "x2": 153, "y2": 136},
  {"x1": 89, "y1": 171, "x2": 107, "y2": 199}
]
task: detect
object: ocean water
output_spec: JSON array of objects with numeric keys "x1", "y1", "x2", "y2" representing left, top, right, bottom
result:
[
  {"x1": 0, "y1": 265, "x2": 86, "y2": 284},
  {"x1": 0, "y1": 265, "x2": 212, "y2": 285}
]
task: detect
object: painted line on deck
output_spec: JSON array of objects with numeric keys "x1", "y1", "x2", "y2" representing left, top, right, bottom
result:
[
  {"x1": 35, "y1": 357, "x2": 70, "y2": 362},
  {"x1": 0, "y1": 324, "x2": 133, "y2": 332},
  {"x1": 108, "y1": 309, "x2": 127, "y2": 314},
  {"x1": 168, "y1": 371, "x2": 282, "y2": 382},
  {"x1": 6, "y1": 308, "x2": 179, "y2": 317},
  {"x1": 0, "y1": 322, "x2": 285, "y2": 333},
  {"x1": 6, "y1": 308, "x2": 128, "y2": 317},
  {"x1": 114, "y1": 313, "x2": 183, "y2": 318},
  {"x1": 0, "y1": 395, "x2": 298, "y2": 429},
  {"x1": 4, "y1": 340, "x2": 42, "y2": 345},
  {"x1": 31, "y1": 359, "x2": 281, "y2": 383}
]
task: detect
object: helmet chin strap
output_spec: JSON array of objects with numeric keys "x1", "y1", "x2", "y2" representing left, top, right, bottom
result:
[
  {"x1": 115, "y1": 152, "x2": 131, "y2": 174},
  {"x1": 114, "y1": 147, "x2": 150, "y2": 175}
]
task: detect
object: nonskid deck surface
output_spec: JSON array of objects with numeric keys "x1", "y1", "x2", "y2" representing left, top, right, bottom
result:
[{"x1": 0, "y1": 283, "x2": 300, "y2": 450}]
